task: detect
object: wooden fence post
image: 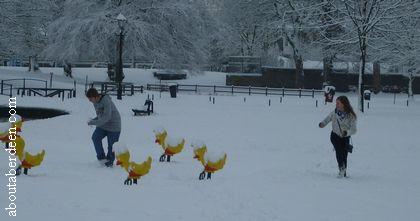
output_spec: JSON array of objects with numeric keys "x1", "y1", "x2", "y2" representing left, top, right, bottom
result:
[{"x1": 50, "y1": 72, "x2": 53, "y2": 88}]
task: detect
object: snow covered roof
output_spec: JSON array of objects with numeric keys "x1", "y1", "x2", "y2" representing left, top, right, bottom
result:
[
  {"x1": 226, "y1": 73, "x2": 262, "y2": 77},
  {"x1": 271, "y1": 57, "x2": 407, "y2": 75}
]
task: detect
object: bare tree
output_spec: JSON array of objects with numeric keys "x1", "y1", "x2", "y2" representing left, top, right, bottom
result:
[
  {"x1": 273, "y1": 0, "x2": 312, "y2": 88},
  {"x1": 334, "y1": 0, "x2": 413, "y2": 112},
  {"x1": 377, "y1": 0, "x2": 420, "y2": 98},
  {"x1": 42, "y1": 0, "x2": 217, "y2": 70},
  {"x1": 0, "y1": 0, "x2": 55, "y2": 71}
]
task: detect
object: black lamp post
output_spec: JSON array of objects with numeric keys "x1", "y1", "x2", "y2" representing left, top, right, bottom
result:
[{"x1": 116, "y1": 13, "x2": 127, "y2": 100}]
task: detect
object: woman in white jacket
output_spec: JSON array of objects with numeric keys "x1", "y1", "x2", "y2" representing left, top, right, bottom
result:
[{"x1": 319, "y1": 96, "x2": 357, "y2": 178}]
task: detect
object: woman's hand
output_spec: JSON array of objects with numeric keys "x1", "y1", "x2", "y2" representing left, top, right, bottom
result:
[{"x1": 319, "y1": 122, "x2": 325, "y2": 128}]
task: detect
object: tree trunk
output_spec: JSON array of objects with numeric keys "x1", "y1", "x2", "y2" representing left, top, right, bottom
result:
[
  {"x1": 373, "y1": 61, "x2": 381, "y2": 94},
  {"x1": 408, "y1": 73, "x2": 414, "y2": 99},
  {"x1": 28, "y1": 56, "x2": 38, "y2": 72},
  {"x1": 132, "y1": 50, "x2": 135, "y2": 68},
  {"x1": 276, "y1": 38, "x2": 284, "y2": 55},
  {"x1": 358, "y1": 51, "x2": 366, "y2": 113},
  {"x1": 294, "y1": 55, "x2": 304, "y2": 88},
  {"x1": 28, "y1": 56, "x2": 32, "y2": 72},
  {"x1": 323, "y1": 56, "x2": 333, "y2": 85}
]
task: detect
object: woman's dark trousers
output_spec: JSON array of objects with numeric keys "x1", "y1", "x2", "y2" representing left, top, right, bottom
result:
[{"x1": 330, "y1": 132, "x2": 349, "y2": 169}]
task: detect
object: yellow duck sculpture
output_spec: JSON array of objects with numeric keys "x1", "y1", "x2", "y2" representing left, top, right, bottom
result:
[
  {"x1": 12, "y1": 135, "x2": 45, "y2": 176},
  {"x1": 116, "y1": 150, "x2": 152, "y2": 185},
  {"x1": 154, "y1": 128, "x2": 185, "y2": 162},
  {"x1": 1, "y1": 116, "x2": 23, "y2": 148},
  {"x1": 0, "y1": 122, "x2": 10, "y2": 145},
  {"x1": 192, "y1": 143, "x2": 227, "y2": 180},
  {"x1": 11, "y1": 114, "x2": 23, "y2": 132}
]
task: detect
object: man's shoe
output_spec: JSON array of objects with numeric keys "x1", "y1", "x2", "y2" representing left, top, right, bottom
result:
[{"x1": 104, "y1": 161, "x2": 113, "y2": 167}]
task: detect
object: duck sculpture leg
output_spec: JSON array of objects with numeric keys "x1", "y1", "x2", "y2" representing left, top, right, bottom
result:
[
  {"x1": 124, "y1": 178, "x2": 133, "y2": 185},
  {"x1": 15, "y1": 165, "x2": 22, "y2": 176},
  {"x1": 159, "y1": 154, "x2": 166, "y2": 162},
  {"x1": 199, "y1": 171, "x2": 206, "y2": 180}
]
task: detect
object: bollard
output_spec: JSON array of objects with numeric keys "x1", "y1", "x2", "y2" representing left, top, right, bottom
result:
[
  {"x1": 407, "y1": 100, "x2": 409, "y2": 107},
  {"x1": 212, "y1": 97, "x2": 215, "y2": 104},
  {"x1": 148, "y1": 94, "x2": 150, "y2": 100},
  {"x1": 367, "y1": 102, "x2": 370, "y2": 109},
  {"x1": 152, "y1": 94, "x2": 154, "y2": 100},
  {"x1": 280, "y1": 97, "x2": 282, "y2": 103},
  {"x1": 393, "y1": 93, "x2": 396, "y2": 104},
  {"x1": 209, "y1": 96, "x2": 212, "y2": 102},
  {"x1": 269, "y1": 99, "x2": 271, "y2": 106},
  {"x1": 316, "y1": 100, "x2": 318, "y2": 107},
  {"x1": 244, "y1": 97, "x2": 246, "y2": 103}
]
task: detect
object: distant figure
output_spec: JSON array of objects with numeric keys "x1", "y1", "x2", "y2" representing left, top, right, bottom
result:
[
  {"x1": 319, "y1": 96, "x2": 357, "y2": 178},
  {"x1": 64, "y1": 62, "x2": 73, "y2": 78},
  {"x1": 86, "y1": 88, "x2": 121, "y2": 167},
  {"x1": 107, "y1": 63, "x2": 115, "y2": 81}
]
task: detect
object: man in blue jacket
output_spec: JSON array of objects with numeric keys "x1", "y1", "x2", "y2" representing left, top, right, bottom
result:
[{"x1": 86, "y1": 88, "x2": 121, "y2": 167}]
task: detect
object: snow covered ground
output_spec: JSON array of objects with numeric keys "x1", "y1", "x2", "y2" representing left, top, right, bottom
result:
[{"x1": 0, "y1": 68, "x2": 419, "y2": 221}]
